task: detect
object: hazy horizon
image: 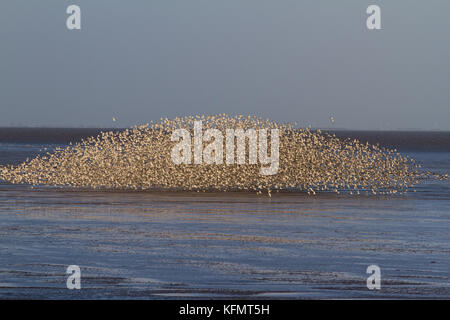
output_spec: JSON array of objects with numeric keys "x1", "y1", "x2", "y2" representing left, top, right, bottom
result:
[{"x1": 1, "y1": 125, "x2": 450, "y2": 132}]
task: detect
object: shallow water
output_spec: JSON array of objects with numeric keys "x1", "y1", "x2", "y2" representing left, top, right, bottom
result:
[{"x1": 0, "y1": 131, "x2": 449, "y2": 299}]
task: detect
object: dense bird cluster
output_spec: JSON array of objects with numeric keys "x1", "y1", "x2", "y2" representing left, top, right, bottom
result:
[{"x1": 0, "y1": 115, "x2": 446, "y2": 195}]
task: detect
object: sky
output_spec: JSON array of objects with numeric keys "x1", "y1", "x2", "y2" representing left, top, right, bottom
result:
[{"x1": 0, "y1": 1, "x2": 449, "y2": 130}]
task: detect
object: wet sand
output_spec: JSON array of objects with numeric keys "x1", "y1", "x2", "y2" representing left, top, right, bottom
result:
[{"x1": 1, "y1": 181, "x2": 449, "y2": 299}]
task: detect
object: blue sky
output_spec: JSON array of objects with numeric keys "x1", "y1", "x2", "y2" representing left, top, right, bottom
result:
[{"x1": 0, "y1": 1, "x2": 449, "y2": 129}]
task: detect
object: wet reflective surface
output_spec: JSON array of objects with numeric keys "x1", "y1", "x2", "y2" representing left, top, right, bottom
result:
[{"x1": 0, "y1": 141, "x2": 449, "y2": 299}]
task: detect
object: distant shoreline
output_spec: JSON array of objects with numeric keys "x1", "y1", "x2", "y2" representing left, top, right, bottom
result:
[{"x1": 0, "y1": 127, "x2": 449, "y2": 152}]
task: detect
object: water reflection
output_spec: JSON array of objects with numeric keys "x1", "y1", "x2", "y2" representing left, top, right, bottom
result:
[{"x1": 1, "y1": 182, "x2": 450, "y2": 299}]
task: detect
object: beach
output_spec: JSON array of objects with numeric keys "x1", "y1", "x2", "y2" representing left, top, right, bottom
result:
[{"x1": 0, "y1": 130, "x2": 449, "y2": 299}]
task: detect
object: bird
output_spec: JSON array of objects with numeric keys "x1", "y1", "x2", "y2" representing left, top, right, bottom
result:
[{"x1": 0, "y1": 114, "x2": 441, "y2": 195}]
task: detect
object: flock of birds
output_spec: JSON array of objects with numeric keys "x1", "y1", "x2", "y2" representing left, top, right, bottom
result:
[{"x1": 0, "y1": 115, "x2": 446, "y2": 195}]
